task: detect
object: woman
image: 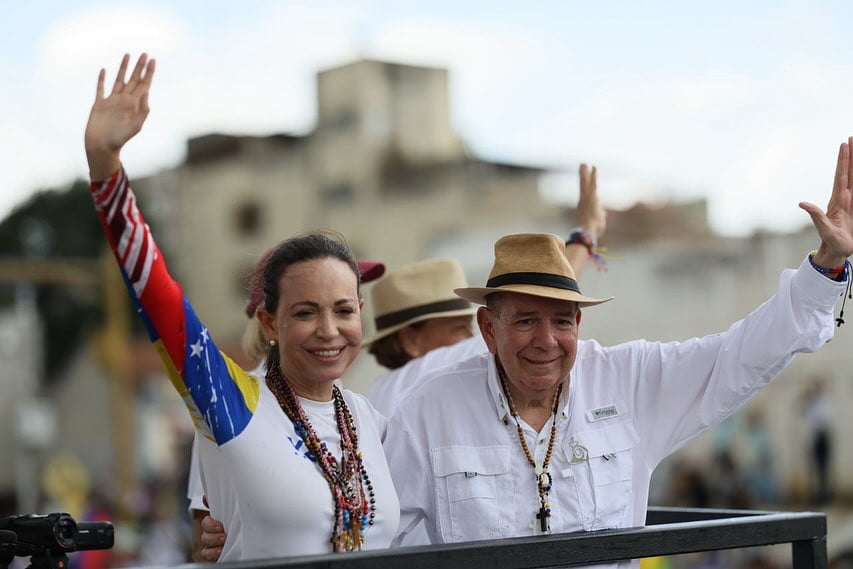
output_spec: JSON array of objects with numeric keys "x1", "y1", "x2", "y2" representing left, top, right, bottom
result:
[
  {"x1": 85, "y1": 53, "x2": 399, "y2": 560},
  {"x1": 187, "y1": 254, "x2": 384, "y2": 561}
]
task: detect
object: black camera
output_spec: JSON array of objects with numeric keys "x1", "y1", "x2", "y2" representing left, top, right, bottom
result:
[
  {"x1": 0, "y1": 513, "x2": 113, "y2": 569},
  {"x1": 0, "y1": 531, "x2": 16, "y2": 567}
]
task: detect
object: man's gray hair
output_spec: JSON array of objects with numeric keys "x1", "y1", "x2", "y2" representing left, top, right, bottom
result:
[{"x1": 485, "y1": 292, "x2": 510, "y2": 317}]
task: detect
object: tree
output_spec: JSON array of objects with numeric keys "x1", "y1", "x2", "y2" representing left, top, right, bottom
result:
[{"x1": 0, "y1": 180, "x2": 105, "y2": 382}]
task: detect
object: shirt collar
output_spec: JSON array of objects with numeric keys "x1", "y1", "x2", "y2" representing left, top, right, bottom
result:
[{"x1": 485, "y1": 355, "x2": 574, "y2": 423}]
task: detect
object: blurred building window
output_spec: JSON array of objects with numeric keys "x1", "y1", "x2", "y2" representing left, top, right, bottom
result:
[
  {"x1": 234, "y1": 202, "x2": 262, "y2": 237},
  {"x1": 323, "y1": 110, "x2": 357, "y2": 131},
  {"x1": 321, "y1": 183, "x2": 355, "y2": 205}
]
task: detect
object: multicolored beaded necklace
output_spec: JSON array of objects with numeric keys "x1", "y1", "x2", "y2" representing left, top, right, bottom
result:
[
  {"x1": 267, "y1": 365, "x2": 376, "y2": 552},
  {"x1": 496, "y1": 361, "x2": 562, "y2": 532}
]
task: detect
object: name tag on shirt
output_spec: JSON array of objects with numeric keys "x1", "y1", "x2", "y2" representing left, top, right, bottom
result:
[{"x1": 587, "y1": 404, "x2": 620, "y2": 423}]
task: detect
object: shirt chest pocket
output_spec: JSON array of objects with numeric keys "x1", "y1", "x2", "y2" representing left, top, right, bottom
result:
[
  {"x1": 565, "y1": 422, "x2": 638, "y2": 531},
  {"x1": 431, "y1": 445, "x2": 511, "y2": 542}
]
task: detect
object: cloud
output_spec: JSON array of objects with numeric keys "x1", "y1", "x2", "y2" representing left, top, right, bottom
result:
[
  {"x1": 38, "y1": 4, "x2": 185, "y2": 80},
  {"x1": 491, "y1": 56, "x2": 853, "y2": 236},
  {"x1": 0, "y1": 4, "x2": 191, "y2": 217},
  {"x1": 4, "y1": 0, "x2": 853, "y2": 237}
]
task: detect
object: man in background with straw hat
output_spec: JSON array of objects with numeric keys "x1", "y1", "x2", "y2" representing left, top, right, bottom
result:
[{"x1": 385, "y1": 138, "x2": 853, "y2": 556}]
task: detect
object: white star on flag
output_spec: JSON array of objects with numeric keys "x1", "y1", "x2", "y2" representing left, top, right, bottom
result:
[
  {"x1": 201, "y1": 328, "x2": 210, "y2": 343},
  {"x1": 190, "y1": 340, "x2": 204, "y2": 358}
]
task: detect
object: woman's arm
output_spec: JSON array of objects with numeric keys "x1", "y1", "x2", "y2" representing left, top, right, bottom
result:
[{"x1": 86, "y1": 54, "x2": 259, "y2": 444}]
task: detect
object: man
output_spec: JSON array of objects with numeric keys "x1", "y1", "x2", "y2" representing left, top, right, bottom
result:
[
  {"x1": 366, "y1": 163, "x2": 605, "y2": 417},
  {"x1": 384, "y1": 137, "x2": 853, "y2": 562}
]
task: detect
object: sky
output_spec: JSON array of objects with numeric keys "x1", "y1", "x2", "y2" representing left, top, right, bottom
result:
[{"x1": 2, "y1": 0, "x2": 853, "y2": 236}]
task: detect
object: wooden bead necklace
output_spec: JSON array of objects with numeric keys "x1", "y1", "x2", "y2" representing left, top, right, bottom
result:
[
  {"x1": 496, "y1": 361, "x2": 562, "y2": 532},
  {"x1": 267, "y1": 365, "x2": 376, "y2": 552}
]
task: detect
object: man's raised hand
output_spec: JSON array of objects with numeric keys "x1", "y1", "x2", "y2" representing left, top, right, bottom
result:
[{"x1": 800, "y1": 137, "x2": 853, "y2": 269}]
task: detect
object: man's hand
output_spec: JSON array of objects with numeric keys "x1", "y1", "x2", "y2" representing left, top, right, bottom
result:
[
  {"x1": 85, "y1": 53, "x2": 156, "y2": 180},
  {"x1": 198, "y1": 514, "x2": 227, "y2": 562},
  {"x1": 800, "y1": 136, "x2": 853, "y2": 269},
  {"x1": 577, "y1": 163, "x2": 605, "y2": 238}
]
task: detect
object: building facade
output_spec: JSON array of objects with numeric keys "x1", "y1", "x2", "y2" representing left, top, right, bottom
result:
[{"x1": 135, "y1": 59, "x2": 554, "y2": 342}]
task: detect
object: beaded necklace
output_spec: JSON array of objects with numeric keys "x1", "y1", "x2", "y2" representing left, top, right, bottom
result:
[
  {"x1": 267, "y1": 365, "x2": 376, "y2": 552},
  {"x1": 496, "y1": 361, "x2": 562, "y2": 532}
]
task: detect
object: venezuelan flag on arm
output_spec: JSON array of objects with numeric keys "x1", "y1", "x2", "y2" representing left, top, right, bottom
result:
[{"x1": 91, "y1": 168, "x2": 259, "y2": 444}]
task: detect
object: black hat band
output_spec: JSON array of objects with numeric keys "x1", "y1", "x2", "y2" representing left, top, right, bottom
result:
[
  {"x1": 486, "y1": 272, "x2": 581, "y2": 293},
  {"x1": 375, "y1": 298, "x2": 473, "y2": 331}
]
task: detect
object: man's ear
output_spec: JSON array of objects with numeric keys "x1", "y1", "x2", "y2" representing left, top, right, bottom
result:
[
  {"x1": 576, "y1": 307, "x2": 582, "y2": 326},
  {"x1": 477, "y1": 307, "x2": 498, "y2": 355},
  {"x1": 397, "y1": 326, "x2": 422, "y2": 359},
  {"x1": 256, "y1": 308, "x2": 278, "y2": 342}
]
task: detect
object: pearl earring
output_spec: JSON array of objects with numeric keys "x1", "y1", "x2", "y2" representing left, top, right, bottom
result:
[{"x1": 269, "y1": 339, "x2": 277, "y2": 347}]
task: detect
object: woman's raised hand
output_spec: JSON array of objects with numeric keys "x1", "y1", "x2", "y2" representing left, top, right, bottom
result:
[{"x1": 85, "y1": 53, "x2": 156, "y2": 180}]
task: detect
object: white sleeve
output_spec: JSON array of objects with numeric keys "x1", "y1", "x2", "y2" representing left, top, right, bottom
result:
[
  {"x1": 631, "y1": 256, "x2": 844, "y2": 466},
  {"x1": 369, "y1": 399, "x2": 389, "y2": 442},
  {"x1": 384, "y1": 409, "x2": 435, "y2": 546},
  {"x1": 187, "y1": 434, "x2": 209, "y2": 514}
]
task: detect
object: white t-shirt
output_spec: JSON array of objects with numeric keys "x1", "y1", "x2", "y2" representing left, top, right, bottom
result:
[
  {"x1": 198, "y1": 382, "x2": 399, "y2": 560},
  {"x1": 187, "y1": 434, "x2": 206, "y2": 513},
  {"x1": 187, "y1": 362, "x2": 266, "y2": 515},
  {"x1": 385, "y1": 258, "x2": 843, "y2": 568}
]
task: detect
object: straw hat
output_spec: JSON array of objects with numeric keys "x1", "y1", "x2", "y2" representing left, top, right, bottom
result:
[
  {"x1": 363, "y1": 258, "x2": 477, "y2": 345},
  {"x1": 454, "y1": 233, "x2": 613, "y2": 306}
]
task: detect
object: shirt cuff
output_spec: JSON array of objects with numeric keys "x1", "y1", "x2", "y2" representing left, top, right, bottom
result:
[{"x1": 794, "y1": 255, "x2": 848, "y2": 306}]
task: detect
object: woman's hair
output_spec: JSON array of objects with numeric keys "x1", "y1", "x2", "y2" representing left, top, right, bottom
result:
[
  {"x1": 241, "y1": 316, "x2": 268, "y2": 363},
  {"x1": 256, "y1": 231, "x2": 360, "y2": 371},
  {"x1": 367, "y1": 321, "x2": 426, "y2": 370}
]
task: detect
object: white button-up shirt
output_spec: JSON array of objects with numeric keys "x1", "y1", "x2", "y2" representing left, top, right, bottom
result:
[{"x1": 384, "y1": 258, "x2": 843, "y2": 565}]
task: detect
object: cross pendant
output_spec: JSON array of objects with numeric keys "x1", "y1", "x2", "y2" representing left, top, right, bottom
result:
[{"x1": 536, "y1": 506, "x2": 550, "y2": 532}]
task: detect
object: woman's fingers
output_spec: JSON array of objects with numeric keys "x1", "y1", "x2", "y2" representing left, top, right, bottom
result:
[
  {"x1": 111, "y1": 54, "x2": 130, "y2": 94},
  {"x1": 134, "y1": 58, "x2": 156, "y2": 96},
  {"x1": 126, "y1": 53, "x2": 148, "y2": 92},
  {"x1": 95, "y1": 68, "x2": 105, "y2": 101},
  {"x1": 847, "y1": 137, "x2": 853, "y2": 193}
]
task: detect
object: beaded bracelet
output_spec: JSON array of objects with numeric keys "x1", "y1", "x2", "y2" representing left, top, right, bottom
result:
[
  {"x1": 807, "y1": 252, "x2": 853, "y2": 328},
  {"x1": 807, "y1": 251, "x2": 849, "y2": 280},
  {"x1": 566, "y1": 227, "x2": 596, "y2": 251},
  {"x1": 566, "y1": 227, "x2": 607, "y2": 271}
]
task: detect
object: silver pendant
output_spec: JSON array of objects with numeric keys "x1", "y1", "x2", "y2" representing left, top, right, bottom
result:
[{"x1": 538, "y1": 471, "x2": 552, "y2": 492}]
